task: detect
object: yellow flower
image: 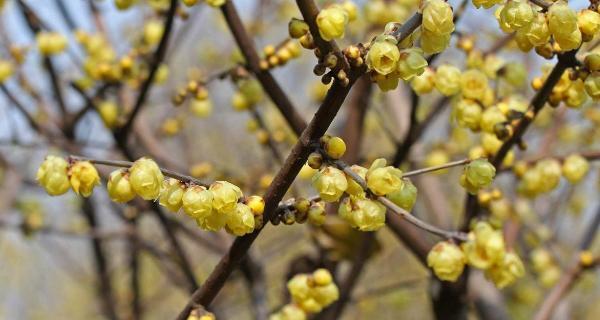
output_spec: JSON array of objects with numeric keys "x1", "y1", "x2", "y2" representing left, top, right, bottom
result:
[
  {"x1": 462, "y1": 221, "x2": 505, "y2": 269},
  {"x1": 107, "y1": 169, "x2": 136, "y2": 203},
  {"x1": 190, "y1": 98, "x2": 212, "y2": 118},
  {"x1": 209, "y1": 181, "x2": 242, "y2": 214},
  {"x1": 316, "y1": 5, "x2": 349, "y2": 41},
  {"x1": 196, "y1": 211, "x2": 229, "y2": 231},
  {"x1": 98, "y1": 101, "x2": 119, "y2": 128},
  {"x1": 68, "y1": 161, "x2": 100, "y2": 197},
  {"x1": 312, "y1": 166, "x2": 348, "y2": 202},
  {"x1": 374, "y1": 73, "x2": 399, "y2": 91},
  {"x1": 480, "y1": 106, "x2": 507, "y2": 133},
  {"x1": 226, "y1": 203, "x2": 255, "y2": 236},
  {"x1": 396, "y1": 48, "x2": 428, "y2": 81},
  {"x1": 159, "y1": 178, "x2": 185, "y2": 212},
  {"x1": 182, "y1": 185, "x2": 213, "y2": 219},
  {"x1": 366, "y1": 38, "x2": 400, "y2": 76},
  {"x1": 346, "y1": 197, "x2": 386, "y2": 231},
  {"x1": 548, "y1": 1, "x2": 581, "y2": 50},
  {"x1": 324, "y1": 136, "x2": 346, "y2": 159},
  {"x1": 536, "y1": 159, "x2": 561, "y2": 192},
  {"x1": 484, "y1": 251, "x2": 525, "y2": 288},
  {"x1": 578, "y1": 9, "x2": 600, "y2": 39},
  {"x1": 246, "y1": 195, "x2": 265, "y2": 216},
  {"x1": 584, "y1": 73, "x2": 600, "y2": 100},
  {"x1": 205, "y1": 0, "x2": 225, "y2": 7},
  {"x1": 460, "y1": 69, "x2": 488, "y2": 101},
  {"x1": 129, "y1": 158, "x2": 164, "y2": 200},
  {"x1": 427, "y1": 241, "x2": 466, "y2": 282},
  {"x1": 472, "y1": 0, "x2": 502, "y2": 9},
  {"x1": 561, "y1": 154, "x2": 589, "y2": 183},
  {"x1": 366, "y1": 159, "x2": 403, "y2": 196},
  {"x1": 422, "y1": 0, "x2": 455, "y2": 35},
  {"x1": 36, "y1": 155, "x2": 71, "y2": 196},
  {"x1": 311, "y1": 283, "x2": 340, "y2": 307},
  {"x1": 421, "y1": 29, "x2": 451, "y2": 55},
  {"x1": 143, "y1": 20, "x2": 164, "y2": 46},
  {"x1": 0, "y1": 60, "x2": 13, "y2": 83},
  {"x1": 410, "y1": 68, "x2": 436, "y2": 94},
  {"x1": 270, "y1": 304, "x2": 307, "y2": 320},
  {"x1": 341, "y1": 1, "x2": 358, "y2": 21},
  {"x1": 498, "y1": 0, "x2": 533, "y2": 32},
  {"x1": 519, "y1": 13, "x2": 550, "y2": 47},
  {"x1": 345, "y1": 165, "x2": 367, "y2": 196},
  {"x1": 434, "y1": 64, "x2": 461, "y2": 96},
  {"x1": 386, "y1": 178, "x2": 418, "y2": 211},
  {"x1": 36, "y1": 32, "x2": 68, "y2": 55},
  {"x1": 454, "y1": 99, "x2": 482, "y2": 131},
  {"x1": 464, "y1": 159, "x2": 496, "y2": 189}
]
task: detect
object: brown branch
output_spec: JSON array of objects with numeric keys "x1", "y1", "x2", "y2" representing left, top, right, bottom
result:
[
  {"x1": 221, "y1": 1, "x2": 307, "y2": 136},
  {"x1": 69, "y1": 155, "x2": 208, "y2": 187},
  {"x1": 0, "y1": 84, "x2": 42, "y2": 132},
  {"x1": 175, "y1": 71, "x2": 362, "y2": 320},
  {"x1": 402, "y1": 158, "x2": 471, "y2": 178},
  {"x1": 116, "y1": 0, "x2": 178, "y2": 140},
  {"x1": 295, "y1": 0, "x2": 350, "y2": 71}
]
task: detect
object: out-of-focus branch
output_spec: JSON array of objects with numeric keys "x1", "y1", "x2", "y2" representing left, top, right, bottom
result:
[
  {"x1": 81, "y1": 198, "x2": 119, "y2": 320},
  {"x1": 534, "y1": 205, "x2": 600, "y2": 320},
  {"x1": 116, "y1": 0, "x2": 178, "y2": 141},
  {"x1": 0, "y1": 84, "x2": 42, "y2": 133},
  {"x1": 221, "y1": 1, "x2": 307, "y2": 136}
]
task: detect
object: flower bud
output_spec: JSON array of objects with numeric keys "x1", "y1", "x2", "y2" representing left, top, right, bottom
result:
[
  {"x1": 536, "y1": 159, "x2": 561, "y2": 192},
  {"x1": 366, "y1": 39, "x2": 400, "y2": 75},
  {"x1": 159, "y1": 178, "x2": 185, "y2": 212},
  {"x1": 312, "y1": 166, "x2": 348, "y2": 202},
  {"x1": 561, "y1": 154, "x2": 589, "y2": 183},
  {"x1": 270, "y1": 304, "x2": 307, "y2": 320},
  {"x1": 288, "y1": 18, "x2": 309, "y2": 39},
  {"x1": 366, "y1": 159, "x2": 403, "y2": 196},
  {"x1": 427, "y1": 241, "x2": 466, "y2": 282},
  {"x1": 465, "y1": 159, "x2": 496, "y2": 189},
  {"x1": 386, "y1": 178, "x2": 418, "y2": 211},
  {"x1": 129, "y1": 158, "x2": 164, "y2": 200},
  {"x1": 316, "y1": 5, "x2": 349, "y2": 41},
  {"x1": 68, "y1": 161, "x2": 100, "y2": 197},
  {"x1": 422, "y1": 0, "x2": 455, "y2": 35},
  {"x1": 98, "y1": 100, "x2": 119, "y2": 128},
  {"x1": 182, "y1": 0, "x2": 198, "y2": 7},
  {"x1": 584, "y1": 53, "x2": 600, "y2": 72},
  {"x1": 324, "y1": 136, "x2": 346, "y2": 159},
  {"x1": 246, "y1": 195, "x2": 265, "y2": 216},
  {"x1": 210, "y1": 181, "x2": 243, "y2": 214},
  {"x1": 182, "y1": 185, "x2": 213, "y2": 219},
  {"x1": 0, "y1": 60, "x2": 13, "y2": 83},
  {"x1": 434, "y1": 64, "x2": 461, "y2": 96},
  {"x1": 114, "y1": 0, "x2": 135, "y2": 10},
  {"x1": 143, "y1": 20, "x2": 164, "y2": 46},
  {"x1": 107, "y1": 169, "x2": 136, "y2": 203},
  {"x1": 190, "y1": 98, "x2": 212, "y2": 118},
  {"x1": 396, "y1": 48, "x2": 428, "y2": 81},
  {"x1": 36, "y1": 155, "x2": 70, "y2": 196},
  {"x1": 313, "y1": 268, "x2": 333, "y2": 286},
  {"x1": 226, "y1": 203, "x2": 255, "y2": 236}
]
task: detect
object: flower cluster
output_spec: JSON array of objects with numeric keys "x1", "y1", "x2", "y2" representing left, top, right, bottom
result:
[
  {"x1": 259, "y1": 41, "x2": 302, "y2": 70},
  {"x1": 37, "y1": 156, "x2": 100, "y2": 197},
  {"x1": 429, "y1": 221, "x2": 524, "y2": 288},
  {"x1": 282, "y1": 269, "x2": 339, "y2": 316},
  {"x1": 36, "y1": 32, "x2": 68, "y2": 56},
  {"x1": 37, "y1": 156, "x2": 263, "y2": 236},
  {"x1": 516, "y1": 154, "x2": 590, "y2": 197}
]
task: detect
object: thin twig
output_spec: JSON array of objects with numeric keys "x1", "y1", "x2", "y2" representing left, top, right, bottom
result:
[{"x1": 402, "y1": 158, "x2": 471, "y2": 178}]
